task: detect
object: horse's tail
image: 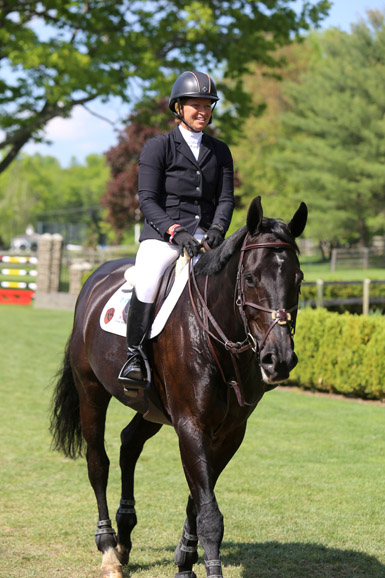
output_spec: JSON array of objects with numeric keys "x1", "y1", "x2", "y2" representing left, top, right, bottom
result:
[{"x1": 50, "y1": 339, "x2": 85, "y2": 459}]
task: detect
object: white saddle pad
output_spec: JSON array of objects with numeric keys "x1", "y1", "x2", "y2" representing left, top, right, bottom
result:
[{"x1": 100, "y1": 258, "x2": 195, "y2": 339}]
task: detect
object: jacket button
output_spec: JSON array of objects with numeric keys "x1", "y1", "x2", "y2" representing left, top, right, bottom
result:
[
  {"x1": 196, "y1": 187, "x2": 200, "y2": 192},
  {"x1": 194, "y1": 200, "x2": 199, "y2": 205}
]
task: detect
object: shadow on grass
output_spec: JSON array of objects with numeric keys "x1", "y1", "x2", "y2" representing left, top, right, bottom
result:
[
  {"x1": 121, "y1": 541, "x2": 385, "y2": 577},
  {"x1": 222, "y1": 540, "x2": 385, "y2": 577}
]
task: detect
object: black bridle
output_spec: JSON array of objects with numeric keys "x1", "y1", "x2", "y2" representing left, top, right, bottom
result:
[{"x1": 188, "y1": 234, "x2": 299, "y2": 406}]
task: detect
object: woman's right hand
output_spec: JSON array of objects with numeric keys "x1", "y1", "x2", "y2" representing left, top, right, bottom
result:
[{"x1": 172, "y1": 227, "x2": 201, "y2": 258}]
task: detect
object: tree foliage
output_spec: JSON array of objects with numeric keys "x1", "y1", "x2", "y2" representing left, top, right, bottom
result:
[
  {"x1": 229, "y1": 38, "x2": 319, "y2": 234},
  {"x1": 270, "y1": 10, "x2": 385, "y2": 248},
  {"x1": 0, "y1": 0, "x2": 330, "y2": 174},
  {"x1": 0, "y1": 153, "x2": 109, "y2": 246}
]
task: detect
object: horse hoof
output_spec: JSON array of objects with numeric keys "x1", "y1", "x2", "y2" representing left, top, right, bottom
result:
[
  {"x1": 100, "y1": 565, "x2": 123, "y2": 578},
  {"x1": 175, "y1": 572, "x2": 197, "y2": 578},
  {"x1": 116, "y1": 544, "x2": 129, "y2": 566}
]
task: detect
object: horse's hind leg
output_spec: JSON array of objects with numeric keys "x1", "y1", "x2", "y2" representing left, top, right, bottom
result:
[
  {"x1": 116, "y1": 412, "x2": 162, "y2": 565},
  {"x1": 76, "y1": 381, "x2": 122, "y2": 577}
]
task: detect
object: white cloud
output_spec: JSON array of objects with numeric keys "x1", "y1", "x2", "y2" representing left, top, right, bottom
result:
[{"x1": 23, "y1": 99, "x2": 131, "y2": 166}]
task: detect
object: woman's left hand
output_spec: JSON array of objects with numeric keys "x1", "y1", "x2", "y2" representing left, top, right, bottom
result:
[{"x1": 204, "y1": 227, "x2": 224, "y2": 249}]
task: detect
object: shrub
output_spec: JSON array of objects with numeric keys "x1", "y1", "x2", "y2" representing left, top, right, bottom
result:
[{"x1": 288, "y1": 308, "x2": 385, "y2": 400}]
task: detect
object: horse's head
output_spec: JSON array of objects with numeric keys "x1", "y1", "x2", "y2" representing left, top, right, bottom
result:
[{"x1": 240, "y1": 196, "x2": 307, "y2": 385}]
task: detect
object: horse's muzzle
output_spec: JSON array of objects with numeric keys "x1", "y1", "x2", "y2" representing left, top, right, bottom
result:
[{"x1": 259, "y1": 346, "x2": 298, "y2": 385}]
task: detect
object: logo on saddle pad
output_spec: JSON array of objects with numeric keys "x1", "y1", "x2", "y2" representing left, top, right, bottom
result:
[{"x1": 104, "y1": 308, "x2": 115, "y2": 324}]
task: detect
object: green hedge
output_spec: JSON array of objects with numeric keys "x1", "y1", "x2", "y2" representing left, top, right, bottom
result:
[{"x1": 288, "y1": 308, "x2": 385, "y2": 400}]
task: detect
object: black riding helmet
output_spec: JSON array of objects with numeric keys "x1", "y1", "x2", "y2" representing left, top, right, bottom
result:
[{"x1": 169, "y1": 71, "x2": 219, "y2": 132}]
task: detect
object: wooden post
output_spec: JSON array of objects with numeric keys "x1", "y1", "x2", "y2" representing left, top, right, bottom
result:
[
  {"x1": 36, "y1": 234, "x2": 53, "y2": 293},
  {"x1": 50, "y1": 234, "x2": 63, "y2": 292},
  {"x1": 69, "y1": 262, "x2": 92, "y2": 296},
  {"x1": 363, "y1": 278, "x2": 371, "y2": 315},
  {"x1": 330, "y1": 249, "x2": 337, "y2": 272},
  {"x1": 316, "y1": 279, "x2": 324, "y2": 308}
]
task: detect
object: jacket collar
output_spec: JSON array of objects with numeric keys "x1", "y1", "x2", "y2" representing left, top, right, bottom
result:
[{"x1": 172, "y1": 126, "x2": 213, "y2": 166}]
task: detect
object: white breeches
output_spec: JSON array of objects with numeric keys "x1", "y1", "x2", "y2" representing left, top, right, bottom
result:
[{"x1": 134, "y1": 228, "x2": 206, "y2": 303}]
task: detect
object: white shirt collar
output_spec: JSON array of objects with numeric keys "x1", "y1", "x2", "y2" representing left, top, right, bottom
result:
[{"x1": 178, "y1": 124, "x2": 203, "y2": 146}]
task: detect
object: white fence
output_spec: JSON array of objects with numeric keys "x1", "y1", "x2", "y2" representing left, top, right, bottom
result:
[{"x1": 330, "y1": 247, "x2": 385, "y2": 271}]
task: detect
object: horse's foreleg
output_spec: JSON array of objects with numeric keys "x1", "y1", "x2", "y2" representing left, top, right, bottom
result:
[
  {"x1": 174, "y1": 494, "x2": 199, "y2": 576},
  {"x1": 175, "y1": 423, "x2": 224, "y2": 578},
  {"x1": 176, "y1": 421, "x2": 247, "y2": 578},
  {"x1": 116, "y1": 413, "x2": 162, "y2": 565}
]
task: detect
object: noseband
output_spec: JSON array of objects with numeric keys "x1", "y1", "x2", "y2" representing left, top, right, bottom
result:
[{"x1": 236, "y1": 237, "x2": 298, "y2": 353}]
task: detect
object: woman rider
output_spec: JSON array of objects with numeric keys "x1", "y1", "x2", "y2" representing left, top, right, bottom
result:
[{"x1": 119, "y1": 71, "x2": 235, "y2": 392}]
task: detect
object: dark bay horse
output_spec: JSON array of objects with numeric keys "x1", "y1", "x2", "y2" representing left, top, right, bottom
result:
[{"x1": 50, "y1": 196, "x2": 307, "y2": 578}]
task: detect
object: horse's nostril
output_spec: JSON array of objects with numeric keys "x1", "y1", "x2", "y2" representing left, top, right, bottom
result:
[{"x1": 260, "y1": 352, "x2": 274, "y2": 367}]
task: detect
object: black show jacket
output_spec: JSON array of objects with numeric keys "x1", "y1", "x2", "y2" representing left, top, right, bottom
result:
[{"x1": 138, "y1": 126, "x2": 235, "y2": 242}]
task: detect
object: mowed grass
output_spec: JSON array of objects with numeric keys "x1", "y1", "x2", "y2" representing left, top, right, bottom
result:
[
  {"x1": 0, "y1": 304, "x2": 384, "y2": 578},
  {"x1": 300, "y1": 261, "x2": 385, "y2": 282}
]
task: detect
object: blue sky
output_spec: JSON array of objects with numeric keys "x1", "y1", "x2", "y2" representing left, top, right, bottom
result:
[{"x1": 23, "y1": 0, "x2": 385, "y2": 167}]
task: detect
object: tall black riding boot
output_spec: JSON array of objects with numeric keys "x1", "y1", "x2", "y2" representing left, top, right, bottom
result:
[{"x1": 118, "y1": 290, "x2": 153, "y2": 388}]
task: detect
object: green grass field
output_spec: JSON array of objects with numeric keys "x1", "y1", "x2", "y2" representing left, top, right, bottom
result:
[
  {"x1": 300, "y1": 260, "x2": 385, "y2": 282},
  {"x1": 1, "y1": 305, "x2": 384, "y2": 578}
]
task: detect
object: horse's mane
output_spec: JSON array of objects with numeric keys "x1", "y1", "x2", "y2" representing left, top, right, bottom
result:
[{"x1": 195, "y1": 218, "x2": 299, "y2": 277}]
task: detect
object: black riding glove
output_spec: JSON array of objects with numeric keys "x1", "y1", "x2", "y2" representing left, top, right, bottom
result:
[
  {"x1": 172, "y1": 227, "x2": 201, "y2": 258},
  {"x1": 204, "y1": 227, "x2": 224, "y2": 249}
]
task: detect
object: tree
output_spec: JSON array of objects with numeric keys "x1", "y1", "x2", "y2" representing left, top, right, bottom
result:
[
  {"x1": 228, "y1": 38, "x2": 319, "y2": 234},
  {"x1": 270, "y1": 10, "x2": 385, "y2": 249},
  {"x1": 0, "y1": 0, "x2": 330, "y2": 174},
  {"x1": 0, "y1": 152, "x2": 109, "y2": 245}
]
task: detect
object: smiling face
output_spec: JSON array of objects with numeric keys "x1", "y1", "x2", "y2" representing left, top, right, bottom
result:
[{"x1": 180, "y1": 97, "x2": 213, "y2": 132}]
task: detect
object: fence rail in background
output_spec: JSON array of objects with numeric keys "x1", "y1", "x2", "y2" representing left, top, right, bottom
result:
[
  {"x1": 300, "y1": 279, "x2": 385, "y2": 314},
  {"x1": 59, "y1": 245, "x2": 136, "y2": 290},
  {"x1": 330, "y1": 247, "x2": 385, "y2": 271}
]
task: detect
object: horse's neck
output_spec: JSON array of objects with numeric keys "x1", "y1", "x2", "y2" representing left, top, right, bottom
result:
[{"x1": 204, "y1": 252, "x2": 244, "y2": 337}]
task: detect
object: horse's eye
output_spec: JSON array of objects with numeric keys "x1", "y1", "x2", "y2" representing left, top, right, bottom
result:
[{"x1": 244, "y1": 273, "x2": 255, "y2": 287}]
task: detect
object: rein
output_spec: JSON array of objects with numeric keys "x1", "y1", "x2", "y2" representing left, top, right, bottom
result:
[{"x1": 187, "y1": 234, "x2": 298, "y2": 407}]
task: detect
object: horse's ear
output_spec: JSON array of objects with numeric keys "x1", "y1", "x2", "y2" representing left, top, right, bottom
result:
[
  {"x1": 288, "y1": 202, "x2": 308, "y2": 238},
  {"x1": 247, "y1": 196, "x2": 263, "y2": 234}
]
